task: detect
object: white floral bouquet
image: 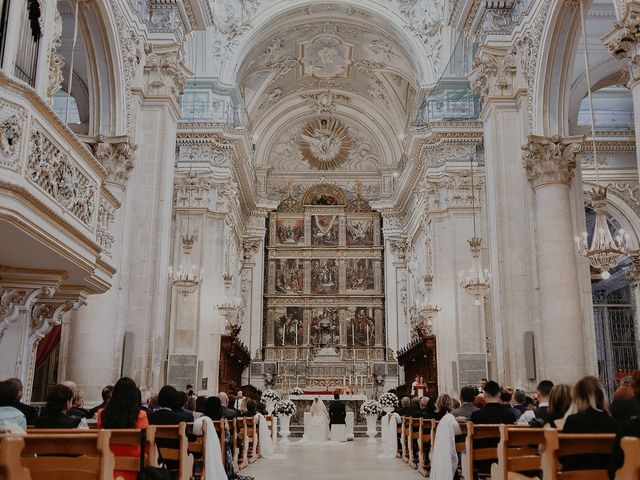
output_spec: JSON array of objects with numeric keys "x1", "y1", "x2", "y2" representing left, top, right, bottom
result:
[
  {"x1": 261, "y1": 389, "x2": 280, "y2": 403},
  {"x1": 290, "y1": 387, "x2": 304, "y2": 396},
  {"x1": 275, "y1": 399, "x2": 297, "y2": 416},
  {"x1": 360, "y1": 400, "x2": 383, "y2": 416},
  {"x1": 379, "y1": 392, "x2": 399, "y2": 409}
]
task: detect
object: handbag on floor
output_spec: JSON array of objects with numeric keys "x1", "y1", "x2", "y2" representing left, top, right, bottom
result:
[{"x1": 138, "y1": 428, "x2": 172, "y2": 480}]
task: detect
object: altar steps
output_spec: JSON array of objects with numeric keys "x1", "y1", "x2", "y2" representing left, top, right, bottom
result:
[{"x1": 284, "y1": 424, "x2": 382, "y2": 439}]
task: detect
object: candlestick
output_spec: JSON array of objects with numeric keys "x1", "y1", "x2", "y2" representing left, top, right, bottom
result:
[{"x1": 366, "y1": 325, "x2": 370, "y2": 346}]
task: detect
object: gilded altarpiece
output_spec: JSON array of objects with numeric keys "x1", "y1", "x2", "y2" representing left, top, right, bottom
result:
[{"x1": 262, "y1": 184, "x2": 385, "y2": 390}]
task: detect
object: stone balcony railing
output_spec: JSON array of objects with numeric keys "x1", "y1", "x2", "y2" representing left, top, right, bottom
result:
[{"x1": 0, "y1": 72, "x2": 118, "y2": 294}]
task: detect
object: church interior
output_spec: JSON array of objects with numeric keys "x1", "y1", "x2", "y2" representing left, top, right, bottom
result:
[{"x1": 1, "y1": 0, "x2": 640, "y2": 477}]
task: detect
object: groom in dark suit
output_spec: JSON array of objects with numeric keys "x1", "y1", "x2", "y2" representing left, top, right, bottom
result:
[{"x1": 329, "y1": 392, "x2": 346, "y2": 426}]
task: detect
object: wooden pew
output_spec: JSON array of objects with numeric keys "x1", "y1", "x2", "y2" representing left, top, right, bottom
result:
[
  {"x1": 21, "y1": 431, "x2": 115, "y2": 480},
  {"x1": 187, "y1": 421, "x2": 223, "y2": 479},
  {"x1": 417, "y1": 418, "x2": 435, "y2": 477},
  {"x1": 401, "y1": 417, "x2": 411, "y2": 463},
  {"x1": 109, "y1": 427, "x2": 159, "y2": 477},
  {"x1": 462, "y1": 423, "x2": 503, "y2": 480},
  {"x1": 230, "y1": 418, "x2": 243, "y2": 469},
  {"x1": 153, "y1": 423, "x2": 194, "y2": 480},
  {"x1": 0, "y1": 436, "x2": 31, "y2": 480},
  {"x1": 616, "y1": 436, "x2": 640, "y2": 480},
  {"x1": 396, "y1": 419, "x2": 403, "y2": 458},
  {"x1": 241, "y1": 417, "x2": 260, "y2": 465},
  {"x1": 491, "y1": 425, "x2": 546, "y2": 480},
  {"x1": 408, "y1": 417, "x2": 421, "y2": 469},
  {"x1": 541, "y1": 429, "x2": 615, "y2": 480}
]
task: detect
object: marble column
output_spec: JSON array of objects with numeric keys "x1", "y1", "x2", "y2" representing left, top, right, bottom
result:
[
  {"x1": 522, "y1": 135, "x2": 588, "y2": 382},
  {"x1": 603, "y1": 2, "x2": 640, "y2": 177},
  {"x1": 468, "y1": 45, "x2": 537, "y2": 388},
  {"x1": 64, "y1": 139, "x2": 136, "y2": 402}
]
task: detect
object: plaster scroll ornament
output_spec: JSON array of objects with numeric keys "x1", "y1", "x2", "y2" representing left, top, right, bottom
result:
[
  {"x1": 301, "y1": 90, "x2": 350, "y2": 115},
  {"x1": 300, "y1": 35, "x2": 353, "y2": 79},
  {"x1": 296, "y1": 118, "x2": 352, "y2": 170},
  {"x1": 47, "y1": 9, "x2": 64, "y2": 101}
]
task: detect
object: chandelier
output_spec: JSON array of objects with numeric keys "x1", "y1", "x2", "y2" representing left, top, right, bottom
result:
[
  {"x1": 169, "y1": 234, "x2": 203, "y2": 296},
  {"x1": 574, "y1": 0, "x2": 629, "y2": 279},
  {"x1": 459, "y1": 157, "x2": 491, "y2": 305}
]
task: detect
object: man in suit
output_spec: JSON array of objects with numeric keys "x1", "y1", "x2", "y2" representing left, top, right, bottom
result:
[
  {"x1": 88, "y1": 385, "x2": 113, "y2": 418},
  {"x1": 470, "y1": 381, "x2": 517, "y2": 425},
  {"x1": 217, "y1": 392, "x2": 240, "y2": 418},
  {"x1": 451, "y1": 385, "x2": 479, "y2": 420},
  {"x1": 329, "y1": 392, "x2": 346, "y2": 426},
  {"x1": 148, "y1": 385, "x2": 194, "y2": 424},
  {"x1": 62, "y1": 380, "x2": 89, "y2": 419},
  {"x1": 6, "y1": 378, "x2": 38, "y2": 425},
  {"x1": 517, "y1": 379, "x2": 553, "y2": 426},
  {"x1": 396, "y1": 396, "x2": 411, "y2": 416}
]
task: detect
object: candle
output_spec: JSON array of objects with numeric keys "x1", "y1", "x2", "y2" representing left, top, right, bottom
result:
[
  {"x1": 351, "y1": 323, "x2": 355, "y2": 346},
  {"x1": 366, "y1": 326, "x2": 370, "y2": 346},
  {"x1": 295, "y1": 326, "x2": 298, "y2": 346},
  {"x1": 282, "y1": 328, "x2": 285, "y2": 346}
]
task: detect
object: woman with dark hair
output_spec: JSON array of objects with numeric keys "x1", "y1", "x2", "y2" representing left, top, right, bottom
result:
[
  {"x1": 97, "y1": 377, "x2": 148, "y2": 480},
  {"x1": 203, "y1": 396, "x2": 223, "y2": 420},
  {"x1": 35, "y1": 384, "x2": 82, "y2": 428},
  {"x1": 545, "y1": 384, "x2": 572, "y2": 429},
  {"x1": 195, "y1": 395, "x2": 207, "y2": 413}
]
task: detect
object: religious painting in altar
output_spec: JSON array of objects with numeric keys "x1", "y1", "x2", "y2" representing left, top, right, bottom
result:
[
  {"x1": 311, "y1": 214, "x2": 339, "y2": 246},
  {"x1": 346, "y1": 218, "x2": 374, "y2": 246},
  {"x1": 347, "y1": 307, "x2": 375, "y2": 347},
  {"x1": 346, "y1": 259, "x2": 375, "y2": 291},
  {"x1": 276, "y1": 218, "x2": 305, "y2": 245},
  {"x1": 275, "y1": 259, "x2": 304, "y2": 294},
  {"x1": 274, "y1": 307, "x2": 304, "y2": 346},
  {"x1": 310, "y1": 258, "x2": 339, "y2": 294},
  {"x1": 310, "y1": 307, "x2": 340, "y2": 347}
]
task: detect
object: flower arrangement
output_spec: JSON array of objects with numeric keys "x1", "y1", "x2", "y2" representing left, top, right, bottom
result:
[
  {"x1": 261, "y1": 389, "x2": 280, "y2": 403},
  {"x1": 290, "y1": 387, "x2": 304, "y2": 396},
  {"x1": 275, "y1": 399, "x2": 297, "y2": 416},
  {"x1": 379, "y1": 392, "x2": 399, "y2": 409},
  {"x1": 360, "y1": 400, "x2": 383, "y2": 416}
]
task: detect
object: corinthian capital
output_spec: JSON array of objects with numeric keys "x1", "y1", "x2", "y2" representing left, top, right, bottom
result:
[
  {"x1": 93, "y1": 137, "x2": 137, "y2": 188},
  {"x1": 468, "y1": 45, "x2": 521, "y2": 105},
  {"x1": 603, "y1": 1, "x2": 640, "y2": 82},
  {"x1": 141, "y1": 43, "x2": 190, "y2": 102},
  {"x1": 522, "y1": 135, "x2": 583, "y2": 189}
]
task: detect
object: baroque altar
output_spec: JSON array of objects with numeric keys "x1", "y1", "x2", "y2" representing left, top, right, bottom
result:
[{"x1": 251, "y1": 183, "x2": 396, "y2": 392}]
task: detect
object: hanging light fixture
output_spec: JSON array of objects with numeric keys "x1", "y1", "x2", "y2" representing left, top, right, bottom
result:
[
  {"x1": 459, "y1": 157, "x2": 491, "y2": 305},
  {"x1": 169, "y1": 56, "x2": 203, "y2": 296},
  {"x1": 574, "y1": 0, "x2": 629, "y2": 279}
]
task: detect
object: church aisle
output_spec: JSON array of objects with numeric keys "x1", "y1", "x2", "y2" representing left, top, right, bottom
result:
[{"x1": 241, "y1": 438, "x2": 423, "y2": 480}]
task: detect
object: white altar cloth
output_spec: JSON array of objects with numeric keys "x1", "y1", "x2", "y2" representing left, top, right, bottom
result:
[{"x1": 291, "y1": 394, "x2": 367, "y2": 401}]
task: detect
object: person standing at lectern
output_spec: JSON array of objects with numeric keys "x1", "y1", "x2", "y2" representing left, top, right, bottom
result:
[{"x1": 329, "y1": 392, "x2": 346, "y2": 426}]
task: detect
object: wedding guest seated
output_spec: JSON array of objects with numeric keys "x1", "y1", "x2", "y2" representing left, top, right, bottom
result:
[
  {"x1": 512, "y1": 389, "x2": 527, "y2": 415},
  {"x1": 140, "y1": 388, "x2": 151, "y2": 413},
  {"x1": 217, "y1": 392, "x2": 240, "y2": 418},
  {"x1": 244, "y1": 399, "x2": 257, "y2": 418},
  {"x1": 88, "y1": 385, "x2": 113, "y2": 418},
  {"x1": 195, "y1": 395, "x2": 207, "y2": 414},
  {"x1": 451, "y1": 385, "x2": 479, "y2": 420},
  {"x1": 610, "y1": 384, "x2": 639, "y2": 422},
  {"x1": 0, "y1": 379, "x2": 27, "y2": 431},
  {"x1": 561, "y1": 375, "x2": 617, "y2": 471},
  {"x1": 148, "y1": 385, "x2": 194, "y2": 424},
  {"x1": 470, "y1": 380, "x2": 517, "y2": 425},
  {"x1": 432, "y1": 394, "x2": 453, "y2": 421},
  {"x1": 97, "y1": 377, "x2": 148, "y2": 480},
  {"x1": 544, "y1": 384, "x2": 571, "y2": 429},
  {"x1": 609, "y1": 370, "x2": 640, "y2": 479},
  {"x1": 518, "y1": 379, "x2": 553, "y2": 426},
  {"x1": 6, "y1": 378, "x2": 38, "y2": 425},
  {"x1": 396, "y1": 396, "x2": 411, "y2": 416},
  {"x1": 35, "y1": 384, "x2": 83, "y2": 428},
  {"x1": 500, "y1": 386, "x2": 522, "y2": 420},
  {"x1": 416, "y1": 396, "x2": 433, "y2": 419},
  {"x1": 62, "y1": 380, "x2": 89, "y2": 419},
  {"x1": 149, "y1": 394, "x2": 159, "y2": 411},
  {"x1": 407, "y1": 397, "x2": 422, "y2": 418}
]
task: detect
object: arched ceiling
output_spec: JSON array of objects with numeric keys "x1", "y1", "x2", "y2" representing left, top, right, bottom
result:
[{"x1": 232, "y1": 2, "x2": 436, "y2": 199}]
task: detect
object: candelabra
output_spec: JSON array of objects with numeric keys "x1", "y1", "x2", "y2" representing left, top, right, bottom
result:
[
  {"x1": 576, "y1": 187, "x2": 629, "y2": 279},
  {"x1": 169, "y1": 234, "x2": 203, "y2": 296},
  {"x1": 459, "y1": 237, "x2": 491, "y2": 305}
]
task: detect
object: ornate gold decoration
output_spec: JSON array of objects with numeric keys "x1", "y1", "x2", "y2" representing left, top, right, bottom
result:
[{"x1": 297, "y1": 118, "x2": 352, "y2": 170}]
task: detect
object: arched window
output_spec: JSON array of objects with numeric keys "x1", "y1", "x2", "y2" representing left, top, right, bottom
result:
[
  {"x1": 577, "y1": 86, "x2": 634, "y2": 130},
  {"x1": 587, "y1": 206, "x2": 638, "y2": 394}
]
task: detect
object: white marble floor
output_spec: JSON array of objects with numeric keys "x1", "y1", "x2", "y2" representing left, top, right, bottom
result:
[{"x1": 241, "y1": 439, "x2": 423, "y2": 480}]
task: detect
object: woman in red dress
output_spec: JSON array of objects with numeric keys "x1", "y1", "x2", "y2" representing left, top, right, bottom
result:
[{"x1": 97, "y1": 377, "x2": 149, "y2": 480}]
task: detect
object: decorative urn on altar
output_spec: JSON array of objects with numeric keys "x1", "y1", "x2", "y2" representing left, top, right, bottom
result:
[
  {"x1": 261, "y1": 389, "x2": 280, "y2": 416},
  {"x1": 275, "y1": 400, "x2": 297, "y2": 443},
  {"x1": 360, "y1": 400, "x2": 383, "y2": 444}
]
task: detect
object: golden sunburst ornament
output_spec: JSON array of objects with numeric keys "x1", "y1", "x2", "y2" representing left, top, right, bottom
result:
[{"x1": 297, "y1": 118, "x2": 352, "y2": 170}]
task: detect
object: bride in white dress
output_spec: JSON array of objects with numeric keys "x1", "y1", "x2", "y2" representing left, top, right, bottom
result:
[{"x1": 307, "y1": 397, "x2": 330, "y2": 442}]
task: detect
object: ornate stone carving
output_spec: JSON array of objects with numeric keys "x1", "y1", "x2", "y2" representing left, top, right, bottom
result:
[
  {"x1": 297, "y1": 118, "x2": 352, "y2": 170},
  {"x1": 0, "y1": 108, "x2": 24, "y2": 170},
  {"x1": 522, "y1": 135, "x2": 583, "y2": 189},
  {"x1": 468, "y1": 46, "x2": 518, "y2": 105},
  {"x1": 603, "y1": 1, "x2": 640, "y2": 82},
  {"x1": 174, "y1": 175, "x2": 214, "y2": 208},
  {"x1": 300, "y1": 90, "x2": 351, "y2": 115},
  {"x1": 142, "y1": 44, "x2": 188, "y2": 101},
  {"x1": 93, "y1": 139, "x2": 137, "y2": 188},
  {"x1": 389, "y1": 239, "x2": 408, "y2": 261},
  {"x1": 47, "y1": 9, "x2": 64, "y2": 101},
  {"x1": 96, "y1": 197, "x2": 115, "y2": 255},
  {"x1": 28, "y1": 128, "x2": 97, "y2": 226},
  {"x1": 626, "y1": 249, "x2": 640, "y2": 286}
]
